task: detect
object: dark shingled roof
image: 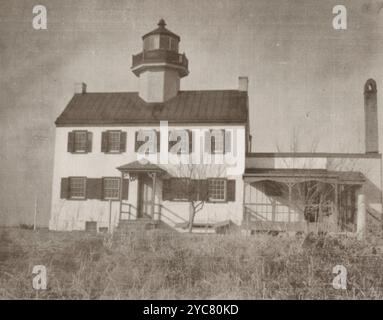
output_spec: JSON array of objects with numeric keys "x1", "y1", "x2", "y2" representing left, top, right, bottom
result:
[
  {"x1": 142, "y1": 19, "x2": 180, "y2": 41},
  {"x1": 55, "y1": 90, "x2": 248, "y2": 126},
  {"x1": 117, "y1": 160, "x2": 166, "y2": 173}
]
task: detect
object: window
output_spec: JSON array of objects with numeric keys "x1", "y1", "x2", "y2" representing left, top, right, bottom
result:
[
  {"x1": 212, "y1": 131, "x2": 224, "y2": 154},
  {"x1": 103, "y1": 178, "x2": 120, "y2": 200},
  {"x1": 135, "y1": 130, "x2": 159, "y2": 154},
  {"x1": 205, "y1": 130, "x2": 231, "y2": 154},
  {"x1": 74, "y1": 132, "x2": 87, "y2": 152},
  {"x1": 74, "y1": 131, "x2": 87, "y2": 152},
  {"x1": 168, "y1": 130, "x2": 192, "y2": 154},
  {"x1": 171, "y1": 38, "x2": 178, "y2": 51},
  {"x1": 69, "y1": 177, "x2": 86, "y2": 199},
  {"x1": 98, "y1": 227, "x2": 108, "y2": 233},
  {"x1": 107, "y1": 131, "x2": 121, "y2": 153},
  {"x1": 208, "y1": 179, "x2": 227, "y2": 202},
  {"x1": 68, "y1": 131, "x2": 92, "y2": 153},
  {"x1": 159, "y1": 35, "x2": 169, "y2": 50},
  {"x1": 144, "y1": 35, "x2": 159, "y2": 51},
  {"x1": 85, "y1": 221, "x2": 97, "y2": 233},
  {"x1": 172, "y1": 178, "x2": 191, "y2": 201},
  {"x1": 101, "y1": 131, "x2": 126, "y2": 153}
]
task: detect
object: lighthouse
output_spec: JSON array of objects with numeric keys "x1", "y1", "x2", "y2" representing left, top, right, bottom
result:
[{"x1": 131, "y1": 19, "x2": 189, "y2": 103}]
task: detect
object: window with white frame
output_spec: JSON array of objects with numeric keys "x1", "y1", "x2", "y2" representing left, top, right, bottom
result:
[
  {"x1": 207, "y1": 129, "x2": 225, "y2": 154},
  {"x1": 74, "y1": 131, "x2": 87, "y2": 152},
  {"x1": 208, "y1": 179, "x2": 227, "y2": 202},
  {"x1": 107, "y1": 131, "x2": 121, "y2": 153},
  {"x1": 69, "y1": 177, "x2": 86, "y2": 199},
  {"x1": 103, "y1": 178, "x2": 120, "y2": 200}
]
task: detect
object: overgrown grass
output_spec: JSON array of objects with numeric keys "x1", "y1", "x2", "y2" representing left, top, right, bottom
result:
[{"x1": 0, "y1": 227, "x2": 383, "y2": 299}]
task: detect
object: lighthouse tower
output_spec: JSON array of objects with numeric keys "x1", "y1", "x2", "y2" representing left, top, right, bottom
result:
[{"x1": 131, "y1": 19, "x2": 189, "y2": 103}]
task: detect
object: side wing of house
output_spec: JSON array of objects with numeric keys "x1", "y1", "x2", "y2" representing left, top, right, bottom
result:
[{"x1": 244, "y1": 153, "x2": 382, "y2": 234}]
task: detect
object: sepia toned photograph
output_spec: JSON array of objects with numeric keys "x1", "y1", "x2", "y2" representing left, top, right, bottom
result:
[{"x1": 1, "y1": 0, "x2": 383, "y2": 307}]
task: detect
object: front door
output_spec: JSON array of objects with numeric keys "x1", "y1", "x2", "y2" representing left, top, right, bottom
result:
[{"x1": 137, "y1": 173, "x2": 153, "y2": 218}]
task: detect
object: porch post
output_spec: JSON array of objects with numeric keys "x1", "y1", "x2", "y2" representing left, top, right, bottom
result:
[
  {"x1": 334, "y1": 183, "x2": 339, "y2": 232},
  {"x1": 152, "y1": 172, "x2": 157, "y2": 219},
  {"x1": 356, "y1": 192, "x2": 366, "y2": 240},
  {"x1": 288, "y1": 182, "x2": 292, "y2": 223},
  {"x1": 119, "y1": 171, "x2": 123, "y2": 223}
]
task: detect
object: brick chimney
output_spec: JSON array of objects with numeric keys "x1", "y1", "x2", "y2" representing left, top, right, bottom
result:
[
  {"x1": 74, "y1": 82, "x2": 87, "y2": 94},
  {"x1": 364, "y1": 79, "x2": 379, "y2": 153},
  {"x1": 238, "y1": 76, "x2": 248, "y2": 92}
]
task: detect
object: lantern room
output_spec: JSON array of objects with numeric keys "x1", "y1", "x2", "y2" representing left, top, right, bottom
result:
[
  {"x1": 142, "y1": 19, "x2": 180, "y2": 52},
  {"x1": 131, "y1": 19, "x2": 189, "y2": 103}
]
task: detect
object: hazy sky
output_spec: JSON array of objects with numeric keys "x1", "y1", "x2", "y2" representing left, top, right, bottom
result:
[{"x1": 1, "y1": 0, "x2": 383, "y2": 226}]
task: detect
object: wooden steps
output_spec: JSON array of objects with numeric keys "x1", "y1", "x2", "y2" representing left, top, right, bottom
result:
[{"x1": 117, "y1": 218, "x2": 160, "y2": 233}]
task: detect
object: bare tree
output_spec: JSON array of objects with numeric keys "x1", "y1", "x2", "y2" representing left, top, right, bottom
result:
[
  {"x1": 170, "y1": 163, "x2": 226, "y2": 233},
  {"x1": 273, "y1": 128, "x2": 363, "y2": 233}
]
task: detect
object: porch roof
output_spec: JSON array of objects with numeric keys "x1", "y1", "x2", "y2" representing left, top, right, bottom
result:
[
  {"x1": 117, "y1": 160, "x2": 167, "y2": 173},
  {"x1": 243, "y1": 168, "x2": 365, "y2": 184}
]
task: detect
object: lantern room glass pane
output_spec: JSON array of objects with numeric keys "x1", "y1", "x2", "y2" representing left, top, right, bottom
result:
[{"x1": 144, "y1": 35, "x2": 159, "y2": 51}]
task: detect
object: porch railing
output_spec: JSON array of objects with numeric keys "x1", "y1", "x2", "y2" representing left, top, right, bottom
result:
[
  {"x1": 119, "y1": 202, "x2": 137, "y2": 221},
  {"x1": 154, "y1": 204, "x2": 188, "y2": 226},
  {"x1": 243, "y1": 204, "x2": 338, "y2": 233}
]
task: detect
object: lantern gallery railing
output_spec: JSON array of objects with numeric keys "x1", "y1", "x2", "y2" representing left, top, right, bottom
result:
[{"x1": 132, "y1": 50, "x2": 189, "y2": 70}]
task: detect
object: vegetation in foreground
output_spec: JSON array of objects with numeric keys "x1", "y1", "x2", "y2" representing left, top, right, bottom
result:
[{"x1": 1, "y1": 226, "x2": 383, "y2": 299}]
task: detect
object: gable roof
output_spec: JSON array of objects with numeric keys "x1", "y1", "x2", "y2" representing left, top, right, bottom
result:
[
  {"x1": 117, "y1": 160, "x2": 166, "y2": 173},
  {"x1": 55, "y1": 90, "x2": 248, "y2": 126}
]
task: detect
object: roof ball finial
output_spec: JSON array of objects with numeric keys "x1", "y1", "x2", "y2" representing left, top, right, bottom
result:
[{"x1": 158, "y1": 18, "x2": 166, "y2": 28}]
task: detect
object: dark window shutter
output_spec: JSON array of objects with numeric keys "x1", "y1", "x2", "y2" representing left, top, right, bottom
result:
[
  {"x1": 67, "y1": 132, "x2": 74, "y2": 153},
  {"x1": 60, "y1": 178, "x2": 69, "y2": 199},
  {"x1": 224, "y1": 130, "x2": 231, "y2": 154},
  {"x1": 211, "y1": 136, "x2": 216, "y2": 154},
  {"x1": 162, "y1": 179, "x2": 172, "y2": 200},
  {"x1": 120, "y1": 132, "x2": 127, "y2": 152},
  {"x1": 168, "y1": 131, "x2": 177, "y2": 152},
  {"x1": 156, "y1": 131, "x2": 160, "y2": 153},
  {"x1": 189, "y1": 180, "x2": 201, "y2": 201},
  {"x1": 86, "y1": 178, "x2": 103, "y2": 199},
  {"x1": 188, "y1": 130, "x2": 193, "y2": 153},
  {"x1": 199, "y1": 180, "x2": 209, "y2": 201},
  {"x1": 204, "y1": 131, "x2": 212, "y2": 154},
  {"x1": 135, "y1": 131, "x2": 140, "y2": 152},
  {"x1": 101, "y1": 132, "x2": 108, "y2": 153},
  {"x1": 121, "y1": 179, "x2": 129, "y2": 200},
  {"x1": 87, "y1": 131, "x2": 92, "y2": 153},
  {"x1": 227, "y1": 180, "x2": 236, "y2": 201}
]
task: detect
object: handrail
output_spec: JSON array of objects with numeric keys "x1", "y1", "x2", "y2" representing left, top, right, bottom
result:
[
  {"x1": 120, "y1": 202, "x2": 138, "y2": 220},
  {"x1": 243, "y1": 206, "x2": 267, "y2": 222},
  {"x1": 157, "y1": 204, "x2": 188, "y2": 225}
]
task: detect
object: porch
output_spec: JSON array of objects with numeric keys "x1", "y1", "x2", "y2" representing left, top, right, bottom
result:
[
  {"x1": 243, "y1": 169, "x2": 366, "y2": 235},
  {"x1": 117, "y1": 161, "x2": 168, "y2": 225}
]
